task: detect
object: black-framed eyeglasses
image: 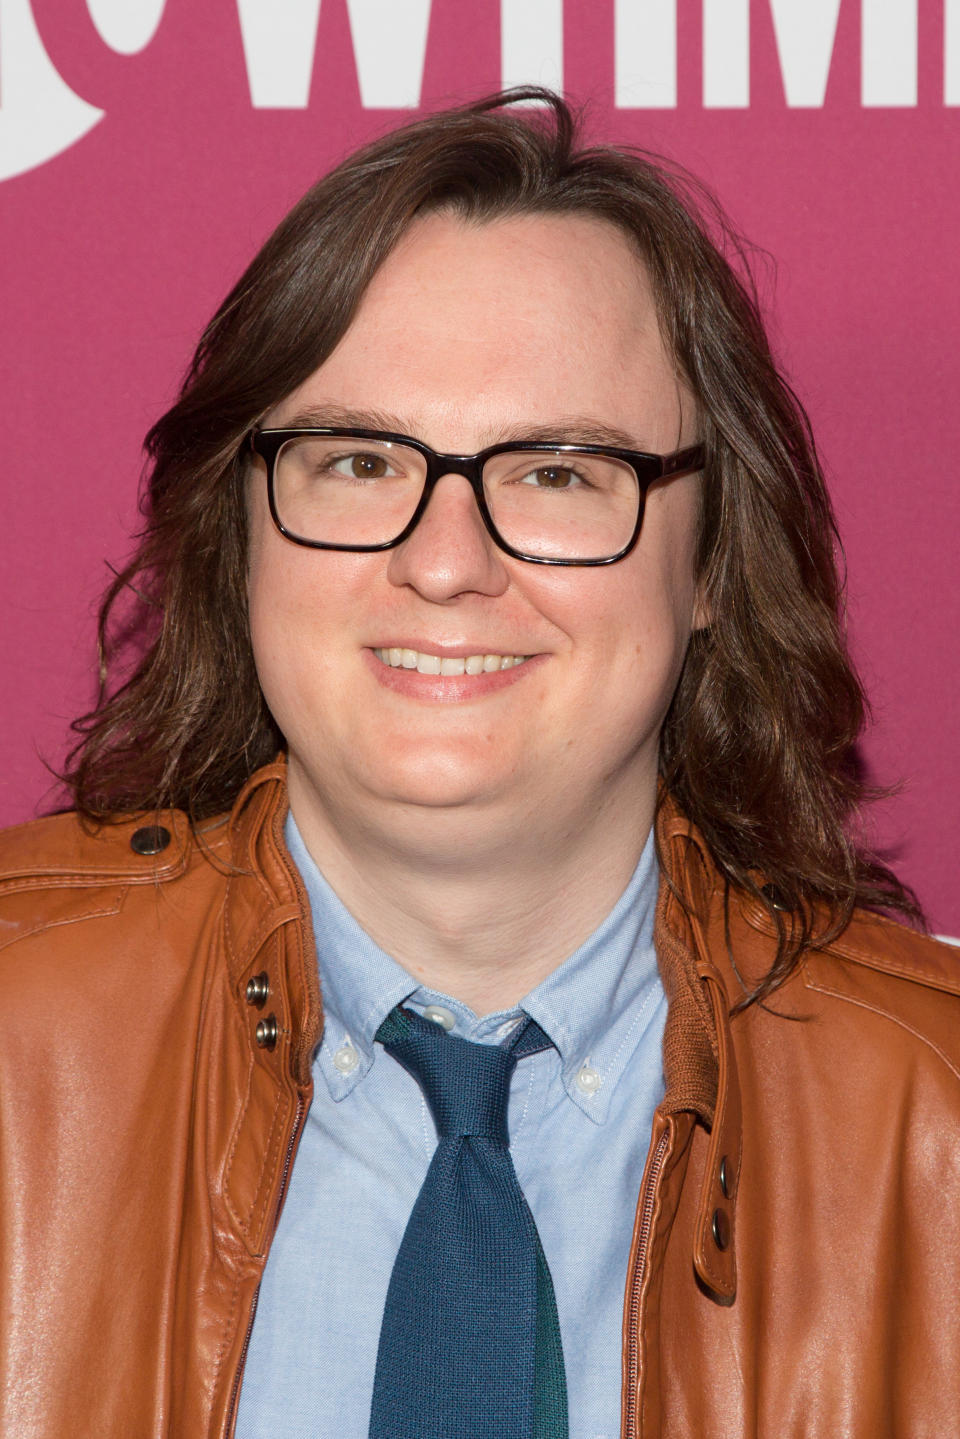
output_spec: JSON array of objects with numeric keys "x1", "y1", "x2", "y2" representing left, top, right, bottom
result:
[{"x1": 249, "y1": 427, "x2": 705, "y2": 566}]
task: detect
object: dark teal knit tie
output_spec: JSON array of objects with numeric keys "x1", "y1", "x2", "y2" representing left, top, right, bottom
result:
[{"x1": 368, "y1": 1005, "x2": 569, "y2": 1439}]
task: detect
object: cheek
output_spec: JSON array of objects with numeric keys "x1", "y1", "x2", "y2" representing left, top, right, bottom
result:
[
  {"x1": 609, "y1": 583, "x2": 693, "y2": 710},
  {"x1": 246, "y1": 511, "x2": 335, "y2": 725},
  {"x1": 630, "y1": 480, "x2": 702, "y2": 644},
  {"x1": 571, "y1": 560, "x2": 696, "y2": 666},
  {"x1": 248, "y1": 524, "x2": 300, "y2": 668},
  {"x1": 248, "y1": 490, "x2": 337, "y2": 644},
  {"x1": 246, "y1": 559, "x2": 302, "y2": 733},
  {"x1": 246, "y1": 513, "x2": 382, "y2": 721},
  {"x1": 568, "y1": 504, "x2": 700, "y2": 732}
]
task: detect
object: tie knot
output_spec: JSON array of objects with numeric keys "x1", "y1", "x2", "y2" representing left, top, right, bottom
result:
[{"x1": 376, "y1": 1007, "x2": 518, "y2": 1143}]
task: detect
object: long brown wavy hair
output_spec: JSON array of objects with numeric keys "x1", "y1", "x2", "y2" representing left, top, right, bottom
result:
[{"x1": 61, "y1": 89, "x2": 920, "y2": 1001}]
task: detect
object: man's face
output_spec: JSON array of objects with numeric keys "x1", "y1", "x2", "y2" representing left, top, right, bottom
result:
[{"x1": 247, "y1": 211, "x2": 703, "y2": 855}]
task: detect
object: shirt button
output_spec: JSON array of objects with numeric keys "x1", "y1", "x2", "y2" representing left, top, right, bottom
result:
[
  {"x1": 422, "y1": 1004, "x2": 456, "y2": 1031},
  {"x1": 575, "y1": 1062, "x2": 602, "y2": 1095},
  {"x1": 333, "y1": 1043, "x2": 359, "y2": 1074}
]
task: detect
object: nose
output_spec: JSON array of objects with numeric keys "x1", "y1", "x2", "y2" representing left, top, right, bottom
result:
[{"x1": 385, "y1": 472, "x2": 510, "y2": 602}]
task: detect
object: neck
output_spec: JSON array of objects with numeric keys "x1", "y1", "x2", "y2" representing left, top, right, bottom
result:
[{"x1": 286, "y1": 764, "x2": 657, "y2": 1015}]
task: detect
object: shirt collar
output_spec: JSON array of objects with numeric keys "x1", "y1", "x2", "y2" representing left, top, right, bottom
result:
[{"x1": 286, "y1": 811, "x2": 662, "y2": 1123}]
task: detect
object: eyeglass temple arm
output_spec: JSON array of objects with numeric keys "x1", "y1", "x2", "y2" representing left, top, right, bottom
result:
[{"x1": 660, "y1": 444, "x2": 706, "y2": 479}]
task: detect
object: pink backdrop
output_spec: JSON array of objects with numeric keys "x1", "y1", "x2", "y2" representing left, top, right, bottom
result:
[{"x1": 2, "y1": 0, "x2": 957, "y2": 932}]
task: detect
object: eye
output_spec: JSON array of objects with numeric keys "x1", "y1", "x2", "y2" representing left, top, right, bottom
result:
[
  {"x1": 516, "y1": 464, "x2": 585, "y2": 490},
  {"x1": 329, "y1": 451, "x2": 396, "y2": 480}
]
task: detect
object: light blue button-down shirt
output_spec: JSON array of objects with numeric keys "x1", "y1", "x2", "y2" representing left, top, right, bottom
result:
[{"x1": 236, "y1": 814, "x2": 667, "y2": 1439}]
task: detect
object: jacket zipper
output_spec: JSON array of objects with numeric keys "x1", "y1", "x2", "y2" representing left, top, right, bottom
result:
[
  {"x1": 223, "y1": 1091, "x2": 307, "y2": 1438},
  {"x1": 623, "y1": 1125, "x2": 671, "y2": 1439}
]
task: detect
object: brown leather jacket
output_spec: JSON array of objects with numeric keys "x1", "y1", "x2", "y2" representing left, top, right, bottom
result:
[{"x1": 2, "y1": 760, "x2": 958, "y2": 1437}]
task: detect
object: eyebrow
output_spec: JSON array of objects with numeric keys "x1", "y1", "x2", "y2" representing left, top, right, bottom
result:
[{"x1": 268, "y1": 404, "x2": 652, "y2": 452}]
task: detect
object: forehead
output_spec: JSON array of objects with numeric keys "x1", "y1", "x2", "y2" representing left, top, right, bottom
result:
[{"x1": 273, "y1": 211, "x2": 685, "y2": 452}]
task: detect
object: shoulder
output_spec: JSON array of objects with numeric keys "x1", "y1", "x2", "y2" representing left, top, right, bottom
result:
[
  {"x1": 817, "y1": 905, "x2": 960, "y2": 994},
  {"x1": 806, "y1": 909, "x2": 960, "y2": 1076},
  {"x1": 731, "y1": 894, "x2": 960, "y2": 1082},
  {"x1": 0, "y1": 806, "x2": 232, "y2": 963},
  {"x1": 0, "y1": 807, "x2": 193, "y2": 886}
]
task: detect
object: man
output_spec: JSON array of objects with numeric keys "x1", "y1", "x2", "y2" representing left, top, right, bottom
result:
[{"x1": 1, "y1": 90, "x2": 957, "y2": 1438}]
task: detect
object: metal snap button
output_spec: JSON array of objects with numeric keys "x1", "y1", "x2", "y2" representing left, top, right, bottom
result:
[
  {"x1": 255, "y1": 1015, "x2": 278, "y2": 1051},
  {"x1": 245, "y1": 972, "x2": 270, "y2": 1008},
  {"x1": 130, "y1": 825, "x2": 171, "y2": 856},
  {"x1": 719, "y1": 1154, "x2": 732, "y2": 1199},
  {"x1": 712, "y1": 1207, "x2": 731, "y2": 1251},
  {"x1": 761, "y1": 882, "x2": 789, "y2": 912}
]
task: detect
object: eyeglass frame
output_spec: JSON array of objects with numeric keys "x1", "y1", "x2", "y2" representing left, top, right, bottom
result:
[{"x1": 248, "y1": 426, "x2": 706, "y2": 567}]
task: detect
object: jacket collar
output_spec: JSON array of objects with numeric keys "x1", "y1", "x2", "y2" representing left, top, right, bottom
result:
[
  {"x1": 222, "y1": 760, "x2": 323, "y2": 1086},
  {"x1": 655, "y1": 794, "x2": 741, "y2": 1301}
]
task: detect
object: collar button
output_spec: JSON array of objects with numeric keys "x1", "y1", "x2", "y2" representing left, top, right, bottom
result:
[
  {"x1": 422, "y1": 1004, "x2": 456, "y2": 1032},
  {"x1": 333, "y1": 1043, "x2": 359, "y2": 1074}
]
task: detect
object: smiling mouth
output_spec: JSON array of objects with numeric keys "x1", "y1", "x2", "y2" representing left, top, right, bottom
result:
[{"x1": 372, "y1": 647, "x2": 530, "y2": 676}]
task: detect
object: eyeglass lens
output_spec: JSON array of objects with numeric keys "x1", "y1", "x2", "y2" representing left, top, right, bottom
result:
[{"x1": 272, "y1": 435, "x2": 640, "y2": 561}]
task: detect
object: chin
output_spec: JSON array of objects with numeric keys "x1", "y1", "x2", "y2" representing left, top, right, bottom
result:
[
  {"x1": 357, "y1": 748, "x2": 512, "y2": 813},
  {"x1": 374, "y1": 772, "x2": 501, "y2": 813}
]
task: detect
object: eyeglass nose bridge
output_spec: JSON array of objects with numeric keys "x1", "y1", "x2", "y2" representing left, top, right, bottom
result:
[{"x1": 394, "y1": 445, "x2": 507, "y2": 555}]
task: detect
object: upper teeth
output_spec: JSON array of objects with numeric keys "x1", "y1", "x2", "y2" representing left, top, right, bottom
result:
[{"x1": 373, "y1": 648, "x2": 528, "y2": 676}]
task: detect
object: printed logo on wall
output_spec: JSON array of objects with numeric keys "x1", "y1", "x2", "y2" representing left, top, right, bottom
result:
[{"x1": 1, "y1": 0, "x2": 957, "y2": 183}]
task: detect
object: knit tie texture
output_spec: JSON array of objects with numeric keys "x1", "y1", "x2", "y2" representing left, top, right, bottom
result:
[{"x1": 368, "y1": 1004, "x2": 569, "y2": 1439}]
